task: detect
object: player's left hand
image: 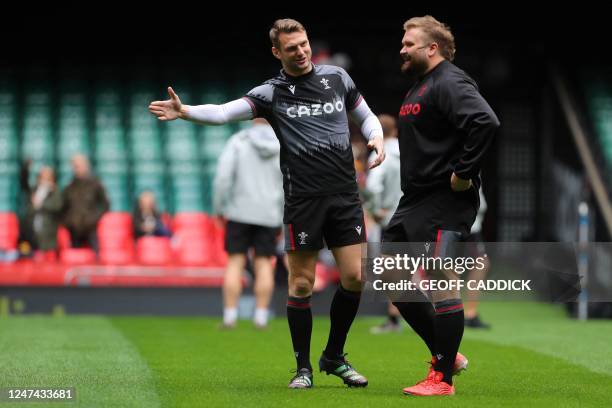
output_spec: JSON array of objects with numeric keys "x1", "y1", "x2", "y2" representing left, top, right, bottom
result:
[{"x1": 367, "y1": 136, "x2": 386, "y2": 169}]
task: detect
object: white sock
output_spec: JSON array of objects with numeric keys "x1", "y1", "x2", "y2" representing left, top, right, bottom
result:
[
  {"x1": 223, "y1": 308, "x2": 238, "y2": 326},
  {"x1": 253, "y1": 308, "x2": 269, "y2": 327}
]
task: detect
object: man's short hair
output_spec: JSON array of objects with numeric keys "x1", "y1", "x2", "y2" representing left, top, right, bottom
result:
[
  {"x1": 269, "y1": 18, "x2": 306, "y2": 49},
  {"x1": 403, "y1": 15, "x2": 455, "y2": 62}
]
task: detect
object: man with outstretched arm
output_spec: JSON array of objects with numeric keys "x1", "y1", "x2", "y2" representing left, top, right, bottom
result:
[{"x1": 149, "y1": 18, "x2": 384, "y2": 389}]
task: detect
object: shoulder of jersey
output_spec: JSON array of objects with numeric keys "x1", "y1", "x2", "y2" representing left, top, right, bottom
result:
[
  {"x1": 314, "y1": 64, "x2": 346, "y2": 76},
  {"x1": 438, "y1": 62, "x2": 477, "y2": 87}
]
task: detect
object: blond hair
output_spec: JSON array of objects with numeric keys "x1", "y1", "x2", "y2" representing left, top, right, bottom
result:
[
  {"x1": 269, "y1": 19, "x2": 306, "y2": 49},
  {"x1": 403, "y1": 15, "x2": 455, "y2": 62}
]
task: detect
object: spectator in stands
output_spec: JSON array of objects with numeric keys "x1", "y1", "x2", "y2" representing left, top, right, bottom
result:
[
  {"x1": 18, "y1": 159, "x2": 63, "y2": 258},
  {"x1": 133, "y1": 190, "x2": 171, "y2": 238},
  {"x1": 214, "y1": 118, "x2": 283, "y2": 329},
  {"x1": 62, "y1": 154, "x2": 110, "y2": 253}
]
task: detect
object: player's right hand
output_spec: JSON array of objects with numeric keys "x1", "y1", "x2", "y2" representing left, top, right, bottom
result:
[
  {"x1": 148, "y1": 87, "x2": 183, "y2": 121},
  {"x1": 450, "y1": 172, "x2": 472, "y2": 192}
]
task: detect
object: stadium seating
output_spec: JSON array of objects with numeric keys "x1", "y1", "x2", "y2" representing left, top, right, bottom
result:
[
  {"x1": 0, "y1": 99, "x2": 18, "y2": 162},
  {"x1": 60, "y1": 248, "x2": 97, "y2": 264},
  {"x1": 172, "y1": 212, "x2": 210, "y2": 232},
  {"x1": 173, "y1": 213, "x2": 211, "y2": 265},
  {"x1": 22, "y1": 86, "x2": 55, "y2": 166},
  {"x1": 137, "y1": 236, "x2": 173, "y2": 265},
  {"x1": 97, "y1": 212, "x2": 134, "y2": 265},
  {"x1": 100, "y1": 247, "x2": 134, "y2": 265},
  {"x1": 0, "y1": 77, "x2": 240, "y2": 268},
  {"x1": 57, "y1": 226, "x2": 71, "y2": 250},
  {"x1": 176, "y1": 236, "x2": 213, "y2": 266},
  {"x1": 0, "y1": 212, "x2": 18, "y2": 249},
  {"x1": 0, "y1": 162, "x2": 18, "y2": 212}
]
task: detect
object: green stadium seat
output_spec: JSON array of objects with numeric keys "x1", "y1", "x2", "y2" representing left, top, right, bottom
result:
[
  {"x1": 0, "y1": 162, "x2": 19, "y2": 212},
  {"x1": 0, "y1": 124, "x2": 18, "y2": 161},
  {"x1": 98, "y1": 174, "x2": 130, "y2": 212},
  {"x1": 166, "y1": 138, "x2": 199, "y2": 162},
  {"x1": 133, "y1": 164, "x2": 168, "y2": 210},
  {"x1": 200, "y1": 88, "x2": 229, "y2": 104},
  {"x1": 201, "y1": 137, "x2": 228, "y2": 163},
  {"x1": 22, "y1": 103, "x2": 54, "y2": 162},
  {"x1": 95, "y1": 88, "x2": 122, "y2": 108},
  {"x1": 94, "y1": 125, "x2": 127, "y2": 161},
  {"x1": 172, "y1": 193, "x2": 205, "y2": 213},
  {"x1": 129, "y1": 127, "x2": 163, "y2": 161},
  {"x1": 0, "y1": 180, "x2": 18, "y2": 212},
  {"x1": 168, "y1": 160, "x2": 204, "y2": 213},
  {"x1": 57, "y1": 130, "x2": 90, "y2": 161},
  {"x1": 57, "y1": 92, "x2": 90, "y2": 160},
  {"x1": 168, "y1": 161, "x2": 201, "y2": 177}
]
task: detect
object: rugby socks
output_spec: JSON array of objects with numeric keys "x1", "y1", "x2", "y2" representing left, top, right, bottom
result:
[
  {"x1": 253, "y1": 308, "x2": 269, "y2": 327},
  {"x1": 433, "y1": 299, "x2": 464, "y2": 385},
  {"x1": 392, "y1": 290, "x2": 437, "y2": 355},
  {"x1": 287, "y1": 296, "x2": 313, "y2": 370},
  {"x1": 324, "y1": 285, "x2": 361, "y2": 359},
  {"x1": 223, "y1": 308, "x2": 238, "y2": 326}
]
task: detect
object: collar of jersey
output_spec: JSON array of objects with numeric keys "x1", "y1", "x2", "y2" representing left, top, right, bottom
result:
[
  {"x1": 281, "y1": 63, "x2": 316, "y2": 82},
  {"x1": 418, "y1": 59, "x2": 448, "y2": 81}
]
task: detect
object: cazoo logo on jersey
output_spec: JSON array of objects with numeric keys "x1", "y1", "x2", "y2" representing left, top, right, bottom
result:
[
  {"x1": 286, "y1": 100, "x2": 345, "y2": 118},
  {"x1": 399, "y1": 103, "x2": 421, "y2": 117}
]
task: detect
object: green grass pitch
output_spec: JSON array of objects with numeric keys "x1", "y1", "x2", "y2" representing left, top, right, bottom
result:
[{"x1": 0, "y1": 302, "x2": 611, "y2": 407}]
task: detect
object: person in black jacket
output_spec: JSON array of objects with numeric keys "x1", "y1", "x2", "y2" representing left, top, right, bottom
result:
[
  {"x1": 383, "y1": 16, "x2": 500, "y2": 397},
  {"x1": 62, "y1": 154, "x2": 110, "y2": 253}
]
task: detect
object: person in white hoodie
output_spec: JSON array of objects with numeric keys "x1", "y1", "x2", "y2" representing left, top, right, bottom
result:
[
  {"x1": 214, "y1": 118, "x2": 283, "y2": 329},
  {"x1": 463, "y1": 186, "x2": 491, "y2": 329},
  {"x1": 365, "y1": 114, "x2": 404, "y2": 333}
]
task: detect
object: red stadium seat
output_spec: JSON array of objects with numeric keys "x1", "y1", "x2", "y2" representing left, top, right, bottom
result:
[
  {"x1": 210, "y1": 222, "x2": 228, "y2": 267},
  {"x1": 100, "y1": 247, "x2": 134, "y2": 265},
  {"x1": 0, "y1": 212, "x2": 19, "y2": 250},
  {"x1": 60, "y1": 248, "x2": 96, "y2": 264},
  {"x1": 97, "y1": 213, "x2": 134, "y2": 261},
  {"x1": 173, "y1": 212, "x2": 210, "y2": 233},
  {"x1": 99, "y1": 234, "x2": 134, "y2": 250},
  {"x1": 177, "y1": 237, "x2": 213, "y2": 266},
  {"x1": 98, "y1": 212, "x2": 133, "y2": 238},
  {"x1": 137, "y1": 236, "x2": 173, "y2": 265},
  {"x1": 57, "y1": 226, "x2": 71, "y2": 250},
  {"x1": 33, "y1": 250, "x2": 58, "y2": 262},
  {"x1": 172, "y1": 213, "x2": 218, "y2": 266}
]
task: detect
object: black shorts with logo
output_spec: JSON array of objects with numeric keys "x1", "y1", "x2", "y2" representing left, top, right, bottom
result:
[
  {"x1": 283, "y1": 192, "x2": 366, "y2": 251},
  {"x1": 382, "y1": 185, "x2": 479, "y2": 246},
  {"x1": 225, "y1": 221, "x2": 280, "y2": 257}
]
